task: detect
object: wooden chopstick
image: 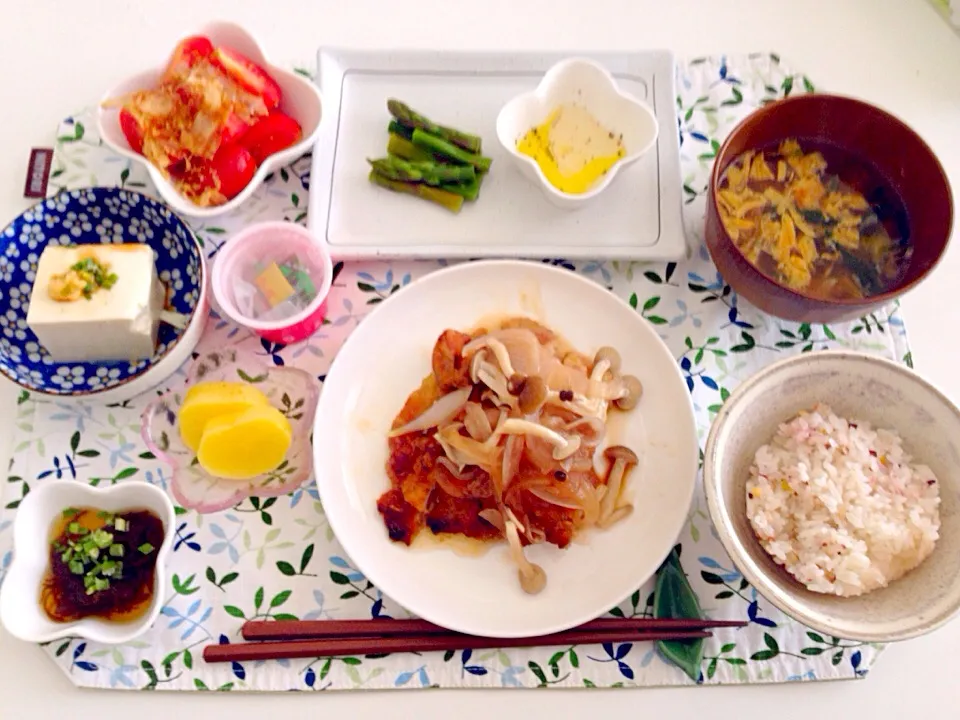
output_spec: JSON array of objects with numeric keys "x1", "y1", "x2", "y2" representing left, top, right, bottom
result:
[
  {"x1": 241, "y1": 617, "x2": 747, "y2": 641},
  {"x1": 203, "y1": 628, "x2": 712, "y2": 663}
]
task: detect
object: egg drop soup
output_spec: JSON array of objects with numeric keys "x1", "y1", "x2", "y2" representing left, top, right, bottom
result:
[{"x1": 717, "y1": 139, "x2": 911, "y2": 301}]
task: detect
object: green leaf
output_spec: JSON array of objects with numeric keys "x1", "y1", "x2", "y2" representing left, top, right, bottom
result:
[
  {"x1": 340, "y1": 656, "x2": 362, "y2": 666},
  {"x1": 720, "y1": 387, "x2": 731, "y2": 401},
  {"x1": 608, "y1": 605, "x2": 625, "y2": 618},
  {"x1": 443, "y1": 650, "x2": 455, "y2": 662},
  {"x1": 720, "y1": 86, "x2": 743, "y2": 106},
  {"x1": 583, "y1": 678, "x2": 596, "y2": 688},
  {"x1": 646, "y1": 316, "x2": 668, "y2": 325},
  {"x1": 802, "y1": 76, "x2": 816, "y2": 93},
  {"x1": 357, "y1": 282, "x2": 376, "y2": 292},
  {"x1": 528, "y1": 661, "x2": 547, "y2": 685},
  {"x1": 194, "y1": 678, "x2": 209, "y2": 691},
  {"x1": 273, "y1": 612, "x2": 299, "y2": 621},
  {"x1": 750, "y1": 649, "x2": 778, "y2": 661},
  {"x1": 721, "y1": 643, "x2": 736, "y2": 654},
  {"x1": 548, "y1": 651, "x2": 564, "y2": 667},
  {"x1": 823, "y1": 325, "x2": 836, "y2": 341},
  {"x1": 643, "y1": 296, "x2": 660, "y2": 311},
  {"x1": 330, "y1": 571, "x2": 350, "y2": 585},
  {"x1": 340, "y1": 590, "x2": 360, "y2": 599},
  {"x1": 172, "y1": 573, "x2": 199, "y2": 595},
  {"x1": 70, "y1": 431, "x2": 80, "y2": 453},
  {"x1": 115, "y1": 467, "x2": 138, "y2": 480},
  {"x1": 161, "y1": 651, "x2": 180, "y2": 668},
  {"x1": 707, "y1": 657, "x2": 718, "y2": 679},
  {"x1": 655, "y1": 548, "x2": 705, "y2": 682},
  {"x1": 807, "y1": 631, "x2": 825, "y2": 643},
  {"x1": 138, "y1": 451, "x2": 155, "y2": 460},
  {"x1": 141, "y1": 659, "x2": 158, "y2": 684},
  {"x1": 628, "y1": 293, "x2": 638, "y2": 309},
  {"x1": 280, "y1": 167, "x2": 290, "y2": 182},
  {"x1": 782, "y1": 76, "x2": 794, "y2": 97},
  {"x1": 183, "y1": 649, "x2": 193, "y2": 669},
  {"x1": 77, "y1": 449, "x2": 101, "y2": 458},
  {"x1": 763, "y1": 633, "x2": 779, "y2": 653},
  {"x1": 217, "y1": 682, "x2": 235, "y2": 692},
  {"x1": 270, "y1": 590, "x2": 292, "y2": 608},
  {"x1": 16, "y1": 390, "x2": 29, "y2": 405},
  {"x1": 569, "y1": 649, "x2": 579, "y2": 668},
  {"x1": 223, "y1": 605, "x2": 245, "y2": 618},
  {"x1": 237, "y1": 368, "x2": 268, "y2": 383},
  {"x1": 700, "y1": 571, "x2": 724, "y2": 585},
  {"x1": 300, "y1": 544, "x2": 315, "y2": 573},
  {"x1": 205, "y1": 567, "x2": 216, "y2": 584},
  {"x1": 291, "y1": 193, "x2": 300, "y2": 207},
  {"x1": 724, "y1": 657, "x2": 747, "y2": 665},
  {"x1": 798, "y1": 322, "x2": 811, "y2": 340},
  {"x1": 801, "y1": 647, "x2": 825, "y2": 656},
  {"x1": 277, "y1": 561, "x2": 296, "y2": 576},
  {"x1": 832, "y1": 650, "x2": 844, "y2": 665},
  {"x1": 714, "y1": 590, "x2": 734, "y2": 599},
  {"x1": 219, "y1": 572, "x2": 239, "y2": 588},
  {"x1": 254, "y1": 586, "x2": 264, "y2": 610}
]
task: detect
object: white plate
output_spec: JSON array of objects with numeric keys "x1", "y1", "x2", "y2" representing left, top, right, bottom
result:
[
  {"x1": 308, "y1": 49, "x2": 685, "y2": 261},
  {"x1": 312, "y1": 260, "x2": 699, "y2": 637}
]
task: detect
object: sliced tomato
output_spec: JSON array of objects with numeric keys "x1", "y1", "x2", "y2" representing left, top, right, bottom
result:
[
  {"x1": 209, "y1": 143, "x2": 257, "y2": 199},
  {"x1": 239, "y1": 111, "x2": 302, "y2": 164},
  {"x1": 118, "y1": 109, "x2": 144, "y2": 153},
  {"x1": 210, "y1": 46, "x2": 281, "y2": 110},
  {"x1": 221, "y1": 112, "x2": 251, "y2": 145},
  {"x1": 163, "y1": 35, "x2": 214, "y2": 80}
]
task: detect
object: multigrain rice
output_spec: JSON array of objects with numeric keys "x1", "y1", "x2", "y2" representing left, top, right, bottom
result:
[{"x1": 746, "y1": 403, "x2": 940, "y2": 597}]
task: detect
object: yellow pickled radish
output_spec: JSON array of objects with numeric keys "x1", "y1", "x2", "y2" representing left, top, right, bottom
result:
[
  {"x1": 178, "y1": 381, "x2": 271, "y2": 452},
  {"x1": 196, "y1": 406, "x2": 292, "y2": 480}
]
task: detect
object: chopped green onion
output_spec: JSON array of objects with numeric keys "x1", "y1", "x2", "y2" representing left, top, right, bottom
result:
[
  {"x1": 67, "y1": 522, "x2": 82, "y2": 535},
  {"x1": 68, "y1": 560, "x2": 85, "y2": 575},
  {"x1": 109, "y1": 544, "x2": 124, "y2": 557},
  {"x1": 92, "y1": 529, "x2": 114, "y2": 548},
  {"x1": 113, "y1": 517, "x2": 128, "y2": 532},
  {"x1": 138, "y1": 543, "x2": 155, "y2": 555},
  {"x1": 62, "y1": 507, "x2": 79, "y2": 517}
]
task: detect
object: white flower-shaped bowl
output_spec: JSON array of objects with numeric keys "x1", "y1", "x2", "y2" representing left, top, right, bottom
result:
[
  {"x1": 96, "y1": 20, "x2": 323, "y2": 219},
  {"x1": 0, "y1": 480, "x2": 175, "y2": 645},
  {"x1": 141, "y1": 350, "x2": 320, "y2": 514},
  {"x1": 496, "y1": 57, "x2": 659, "y2": 210}
]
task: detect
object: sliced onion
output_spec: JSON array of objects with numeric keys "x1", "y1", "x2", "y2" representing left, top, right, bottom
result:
[
  {"x1": 437, "y1": 456, "x2": 470, "y2": 481},
  {"x1": 527, "y1": 486, "x2": 583, "y2": 511},
  {"x1": 489, "y1": 328, "x2": 541, "y2": 376},
  {"x1": 478, "y1": 508, "x2": 505, "y2": 532},
  {"x1": 501, "y1": 434, "x2": 523, "y2": 491},
  {"x1": 565, "y1": 473, "x2": 601, "y2": 526},
  {"x1": 437, "y1": 424, "x2": 499, "y2": 470},
  {"x1": 389, "y1": 386, "x2": 471, "y2": 437},
  {"x1": 565, "y1": 416, "x2": 606, "y2": 447},
  {"x1": 463, "y1": 402, "x2": 493, "y2": 441}
]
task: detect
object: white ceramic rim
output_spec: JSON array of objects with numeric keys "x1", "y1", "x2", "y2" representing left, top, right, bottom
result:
[
  {"x1": 496, "y1": 56, "x2": 660, "y2": 203},
  {"x1": 211, "y1": 222, "x2": 334, "y2": 332},
  {"x1": 702, "y1": 349, "x2": 960, "y2": 642}
]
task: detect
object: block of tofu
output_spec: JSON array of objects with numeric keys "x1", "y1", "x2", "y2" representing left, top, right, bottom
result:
[{"x1": 26, "y1": 244, "x2": 165, "y2": 363}]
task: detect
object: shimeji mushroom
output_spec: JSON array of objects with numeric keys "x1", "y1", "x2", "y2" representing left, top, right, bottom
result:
[
  {"x1": 504, "y1": 510, "x2": 546, "y2": 595},
  {"x1": 613, "y1": 375, "x2": 643, "y2": 411},
  {"x1": 599, "y1": 445, "x2": 639, "y2": 524},
  {"x1": 497, "y1": 418, "x2": 581, "y2": 460},
  {"x1": 463, "y1": 336, "x2": 516, "y2": 378}
]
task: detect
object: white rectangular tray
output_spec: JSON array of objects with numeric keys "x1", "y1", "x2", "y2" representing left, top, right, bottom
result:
[{"x1": 308, "y1": 49, "x2": 685, "y2": 260}]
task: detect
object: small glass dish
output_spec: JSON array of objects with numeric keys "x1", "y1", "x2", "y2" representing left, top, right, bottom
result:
[{"x1": 140, "y1": 349, "x2": 320, "y2": 513}]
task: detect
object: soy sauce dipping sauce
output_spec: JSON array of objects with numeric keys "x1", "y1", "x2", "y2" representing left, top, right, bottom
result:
[{"x1": 41, "y1": 507, "x2": 164, "y2": 624}]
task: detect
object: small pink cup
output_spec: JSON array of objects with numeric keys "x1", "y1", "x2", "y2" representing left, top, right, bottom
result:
[{"x1": 212, "y1": 222, "x2": 333, "y2": 345}]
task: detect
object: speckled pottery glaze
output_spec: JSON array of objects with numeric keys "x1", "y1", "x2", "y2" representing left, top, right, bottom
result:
[{"x1": 703, "y1": 350, "x2": 960, "y2": 642}]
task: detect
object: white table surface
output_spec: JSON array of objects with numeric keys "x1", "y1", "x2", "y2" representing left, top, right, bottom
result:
[{"x1": 1, "y1": 0, "x2": 958, "y2": 717}]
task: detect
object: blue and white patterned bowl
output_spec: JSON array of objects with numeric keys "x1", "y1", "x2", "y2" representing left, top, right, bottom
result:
[{"x1": 0, "y1": 187, "x2": 208, "y2": 403}]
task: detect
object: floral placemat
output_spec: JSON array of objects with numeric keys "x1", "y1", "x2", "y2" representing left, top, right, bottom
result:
[{"x1": 0, "y1": 54, "x2": 904, "y2": 691}]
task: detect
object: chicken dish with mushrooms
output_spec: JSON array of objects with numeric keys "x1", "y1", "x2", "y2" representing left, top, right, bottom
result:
[{"x1": 377, "y1": 317, "x2": 643, "y2": 595}]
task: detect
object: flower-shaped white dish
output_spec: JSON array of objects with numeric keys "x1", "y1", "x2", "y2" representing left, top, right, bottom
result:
[
  {"x1": 96, "y1": 20, "x2": 323, "y2": 219},
  {"x1": 141, "y1": 350, "x2": 320, "y2": 513},
  {"x1": 496, "y1": 57, "x2": 659, "y2": 210},
  {"x1": 0, "y1": 480, "x2": 174, "y2": 645}
]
